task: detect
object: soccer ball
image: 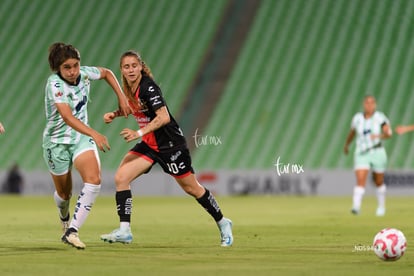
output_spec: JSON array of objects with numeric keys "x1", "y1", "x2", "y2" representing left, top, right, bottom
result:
[{"x1": 373, "y1": 228, "x2": 407, "y2": 261}]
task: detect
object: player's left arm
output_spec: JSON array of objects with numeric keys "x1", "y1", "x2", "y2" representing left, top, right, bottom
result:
[
  {"x1": 121, "y1": 106, "x2": 170, "y2": 142},
  {"x1": 98, "y1": 67, "x2": 130, "y2": 117},
  {"x1": 380, "y1": 114, "x2": 392, "y2": 139},
  {"x1": 372, "y1": 122, "x2": 392, "y2": 140},
  {"x1": 141, "y1": 106, "x2": 171, "y2": 134},
  {"x1": 380, "y1": 122, "x2": 392, "y2": 139}
]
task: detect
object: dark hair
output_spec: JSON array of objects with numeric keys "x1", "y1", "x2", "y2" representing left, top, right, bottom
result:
[{"x1": 48, "y1": 42, "x2": 80, "y2": 72}]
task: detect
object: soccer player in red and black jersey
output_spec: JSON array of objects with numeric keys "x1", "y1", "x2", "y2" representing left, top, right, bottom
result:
[{"x1": 100, "y1": 50, "x2": 233, "y2": 247}]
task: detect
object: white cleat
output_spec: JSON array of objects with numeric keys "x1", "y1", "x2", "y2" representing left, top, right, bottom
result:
[
  {"x1": 376, "y1": 207, "x2": 385, "y2": 217},
  {"x1": 62, "y1": 229, "x2": 85, "y2": 249},
  {"x1": 100, "y1": 228, "x2": 133, "y2": 244},
  {"x1": 218, "y1": 218, "x2": 233, "y2": 247}
]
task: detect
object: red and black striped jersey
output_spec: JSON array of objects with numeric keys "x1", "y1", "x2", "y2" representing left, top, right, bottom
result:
[{"x1": 130, "y1": 75, "x2": 186, "y2": 151}]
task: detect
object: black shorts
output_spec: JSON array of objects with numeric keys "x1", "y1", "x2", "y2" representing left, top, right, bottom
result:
[{"x1": 129, "y1": 142, "x2": 195, "y2": 178}]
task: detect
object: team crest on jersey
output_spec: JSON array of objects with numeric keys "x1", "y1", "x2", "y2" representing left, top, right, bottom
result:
[
  {"x1": 138, "y1": 99, "x2": 149, "y2": 112},
  {"x1": 55, "y1": 91, "x2": 63, "y2": 97},
  {"x1": 84, "y1": 76, "x2": 90, "y2": 86}
]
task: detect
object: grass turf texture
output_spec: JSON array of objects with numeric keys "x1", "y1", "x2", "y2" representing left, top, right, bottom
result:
[{"x1": 0, "y1": 195, "x2": 413, "y2": 275}]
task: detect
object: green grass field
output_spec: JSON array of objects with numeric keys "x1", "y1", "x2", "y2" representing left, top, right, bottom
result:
[{"x1": 0, "y1": 195, "x2": 412, "y2": 275}]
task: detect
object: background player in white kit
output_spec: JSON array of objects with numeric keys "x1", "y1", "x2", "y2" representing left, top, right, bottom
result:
[
  {"x1": 43, "y1": 42, "x2": 130, "y2": 249},
  {"x1": 343, "y1": 95, "x2": 392, "y2": 216}
]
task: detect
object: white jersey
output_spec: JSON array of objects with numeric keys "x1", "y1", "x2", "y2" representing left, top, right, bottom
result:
[
  {"x1": 351, "y1": 111, "x2": 390, "y2": 153},
  {"x1": 43, "y1": 66, "x2": 101, "y2": 145}
]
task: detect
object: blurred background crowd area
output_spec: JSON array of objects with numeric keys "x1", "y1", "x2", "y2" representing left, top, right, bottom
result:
[{"x1": 1, "y1": 0, "x2": 414, "y2": 174}]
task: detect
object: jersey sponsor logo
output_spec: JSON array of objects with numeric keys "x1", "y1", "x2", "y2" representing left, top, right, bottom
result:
[
  {"x1": 75, "y1": 95, "x2": 87, "y2": 112},
  {"x1": 54, "y1": 82, "x2": 61, "y2": 88},
  {"x1": 137, "y1": 117, "x2": 151, "y2": 123},
  {"x1": 148, "y1": 86, "x2": 155, "y2": 93},
  {"x1": 363, "y1": 129, "x2": 371, "y2": 135},
  {"x1": 150, "y1": 95, "x2": 162, "y2": 105}
]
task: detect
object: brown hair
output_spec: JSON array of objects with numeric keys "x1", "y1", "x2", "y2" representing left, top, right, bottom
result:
[
  {"x1": 48, "y1": 42, "x2": 80, "y2": 72},
  {"x1": 120, "y1": 50, "x2": 153, "y2": 104}
]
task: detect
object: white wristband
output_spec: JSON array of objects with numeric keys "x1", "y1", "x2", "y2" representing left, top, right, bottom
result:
[{"x1": 137, "y1": 129, "x2": 143, "y2": 137}]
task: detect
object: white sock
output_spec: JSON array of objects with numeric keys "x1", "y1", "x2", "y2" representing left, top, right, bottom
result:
[
  {"x1": 120, "y1": 222, "x2": 130, "y2": 231},
  {"x1": 352, "y1": 186, "x2": 365, "y2": 210},
  {"x1": 69, "y1": 183, "x2": 101, "y2": 231},
  {"x1": 376, "y1": 184, "x2": 386, "y2": 209},
  {"x1": 54, "y1": 191, "x2": 70, "y2": 220}
]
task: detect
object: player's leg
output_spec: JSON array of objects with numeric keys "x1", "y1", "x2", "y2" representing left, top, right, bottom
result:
[
  {"x1": 373, "y1": 172, "x2": 386, "y2": 216},
  {"x1": 352, "y1": 169, "x2": 369, "y2": 214},
  {"x1": 352, "y1": 153, "x2": 370, "y2": 214},
  {"x1": 159, "y1": 146, "x2": 233, "y2": 246},
  {"x1": 58, "y1": 149, "x2": 100, "y2": 249},
  {"x1": 51, "y1": 173, "x2": 72, "y2": 233},
  {"x1": 174, "y1": 174, "x2": 233, "y2": 247},
  {"x1": 61, "y1": 137, "x2": 101, "y2": 249},
  {"x1": 72, "y1": 149, "x2": 101, "y2": 229},
  {"x1": 372, "y1": 148, "x2": 387, "y2": 216},
  {"x1": 101, "y1": 152, "x2": 153, "y2": 244},
  {"x1": 43, "y1": 143, "x2": 72, "y2": 235}
]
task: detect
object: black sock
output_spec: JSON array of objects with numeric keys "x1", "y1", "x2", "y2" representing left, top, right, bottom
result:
[
  {"x1": 61, "y1": 214, "x2": 70, "y2": 222},
  {"x1": 116, "y1": 190, "x2": 132, "y2": 222},
  {"x1": 196, "y1": 189, "x2": 223, "y2": 222}
]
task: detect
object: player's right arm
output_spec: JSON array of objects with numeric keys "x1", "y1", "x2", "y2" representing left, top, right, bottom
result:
[
  {"x1": 56, "y1": 103, "x2": 110, "y2": 152},
  {"x1": 103, "y1": 109, "x2": 130, "y2": 124},
  {"x1": 344, "y1": 128, "x2": 355, "y2": 155}
]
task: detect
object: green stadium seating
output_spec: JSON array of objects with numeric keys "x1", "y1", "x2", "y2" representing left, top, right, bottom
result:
[
  {"x1": 2, "y1": 0, "x2": 414, "y2": 172},
  {"x1": 0, "y1": 0, "x2": 226, "y2": 170},
  {"x1": 192, "y1": 0, "x2": 414, "y2": 170}
]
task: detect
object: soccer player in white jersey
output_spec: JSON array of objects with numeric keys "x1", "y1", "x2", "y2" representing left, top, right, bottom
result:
[
  {"x1": 343, "y1": 95, "x2": 392, "y2": 216},
  {"x1": 42, "y1": 42, "x2": 130, "y2": 249}
]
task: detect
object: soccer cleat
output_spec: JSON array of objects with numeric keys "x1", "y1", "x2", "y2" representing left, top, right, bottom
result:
[
  {"x1": 61, "y1": 228, "x2": 85, "y2": 249},
  {"x1": 100, "y1": 228, "x2": 133, "y2": 244},
  {"x1": 351, "y1": 208, "x2": 359, "y2": 215},
  {"x1": 376, "y1": 207, "x2": 385, "y2": 217},
  {"x1": 217, "y1": 218, "x2": 233, "y2": 247}
]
